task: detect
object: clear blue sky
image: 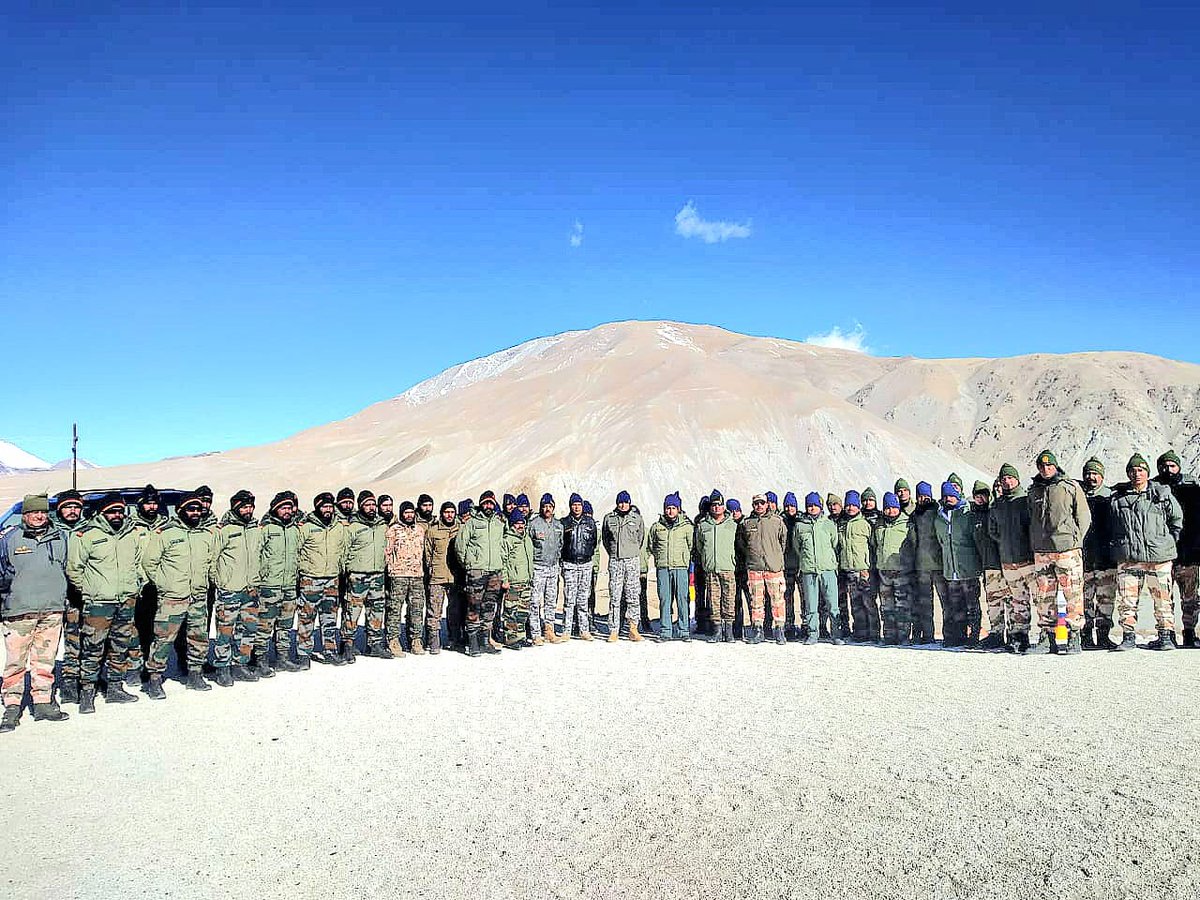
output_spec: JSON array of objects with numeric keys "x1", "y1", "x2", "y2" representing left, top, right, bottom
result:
[{"x1": 4, "y1": 2, "x2": 1197, "y2": 465}]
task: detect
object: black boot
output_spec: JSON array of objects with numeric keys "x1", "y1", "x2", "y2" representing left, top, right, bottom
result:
[
  {"x1": 32, "y1": 700, "x2": 70, "y2": 721},
  {"x1": 0, "y1": 705, "x2": 20, "y2": 732},
  {"x1": 59, "y1": 678, "x2": 79, "y2": 705},
  {"x1": 145, "y1": 675, "x2": 166, "y2": 699},
  {"x1": 1145, "y1": 629, "x2": 1176, "y2": 651},
  {"x1": 1007, "y1": 631, "x2": 1029, "y2": 654},
  {"x1": 124, "y1": 669, "x2": 142, "y2": 687},
  {"x1": 429, "y1": 629, "x2": 442, "y2": 655},
  {"x1": 105, "y1": 682, "x2": 139, "y2": 704},
  {"x1": 231, "y1": 665, "x2": 258, "y2": 682},
  {"x1": 465, "y1": 631, "x2": 481, "y2": 658},
  {"x1": 342, "y1": 644, "x2": 357, "y2": 665},
  {"x1": 214, "y1": 667, "x2": 234, "y2": 687},
  {"x1": 1079, "y1": 624, "x2": 1096, "y2": 651},
  {"x1": 773, "y1": 625, "x2": 786, "y2": 645},
  {"x1": 1062, "y1": 630, "x2": 1082, "y2": 655},
  {"x1": 186, "y1": 670, "x2": 212, "y2": 691},
  {"x1": 1110, "y1": 631, "x2": 1137, "y2": 652},
  {"x1": 275, "y1": 656, "x2": 301, "y2": 672},
  {"x1": 1182, "y1": 627, "x2": 1196, "y2": 649},
  {"x1": 255, "y1": 657, "x2": 276, "y2": 679},
  {"x1": 295, "y1": 656, "x2": 311, "y2": 671},
  {"x1": 79, "y1": 686, "x2": 97, "y2": 714},
  {"x1": 1094, "y1": 618, "x2": 1118, "y2": 650},
  {"x1": 482, "y1": 634, "x2": 502, "y2": 655},
  {"x1": 978, "y1": 633, "x2": 1006, "y2": 652},
  {"x1": 1026, "y1": 632, "x2": 1054, "y2": 655}
]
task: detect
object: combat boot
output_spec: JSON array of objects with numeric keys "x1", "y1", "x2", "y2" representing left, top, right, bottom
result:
[
  {"x1": 79, "y1": 686, "x2": 97, "y2": 714},
  {"x1": 542, "y1": 623, "x2": 556, "y2": 644},
  {"x1": 1079, "y1": 624, "x2": 1096, "y2": 651},
  {"x1": 214, "y1": 667, "x2": 235, "y2": 687},
  {"x1": 410, "y1": 637, "x2": 426, "y2": 656},
  {"x1": 124, "y1": 669, "x2": 142, "y2": 688},
  {"x1": 465, "y1": 632, "x2": 481, "y2": 658},
  {"x1": 772, "y1": 625, "x2": 785, "y2": 645},
  {"x1": 429, "y1": 630, "x2": 442, "y2": 654},
  {"x1": 341, "y1": 644, "x2": 357, "y2": 664},
  {"x1": 59, "y1": 678, "x2": 79, "y2": 705},
  {"x1": 804, "y1": 632, "x2": 818, "y2": 645},
  {"x1": 580, "y1": 630, "x2": 594, "y2": 642},
  {"x1": 607, "y1": 629, "x2": 619, "y2": 643},
  {"x1": 680, "y1": 628, "x2": 691, "y2": 642},
  {"x1": 1063, "y1": 630, "x2": 1082, "y2": 655},
  {"x1": 1095, "y1": 618, "x2": 1118, "y2": 650},
  {"x1": 1007, "y1": 631, "x2": 1029, "y2": 654},
  {"x1": 532, "y1": 632, "x2": 544, "y2": 646},
  {"x1": 484, "y1": 635, "x2": 503, "y2": 654},
  {"x1": 1182, "y1": 627, "x2": 1196, "y2": 649},
  {"x1": 32, "y1": 700, "x2": 70, "y2": 721},
  {"x1": 255, "y1": 657, "x2": 276, "y2": 679},
  {"x1": 0, "y1": 705, "x2": 20, "y2": 732},
  {"x1": 294, "y1": 656, "x2": 311, "y2": 671},
  {"x1": 1025, "y1": 632, "x2": 1054, "y2": 655},
  {"x1": 1145, "y1": 629, "x2": 1176, "y2": 651},
  {"x1": 186, "y1": 670, "x2": 212, "y2": 690},
  {"x1": 145, "y1": 675, "x2": 166, "y2": 699},
  {"x1": 629, "y1": 623, "x2": 643, "y2": 643},
  {"x1": 275, "y1": 656, "x2": 301, "y2": 672},
  {"x1": 231, "y1": 665, "x2": 259, "y2": 682},
  {"x1": 978, "y1": 633, "x2": 1006, "y2": 652},
  {"x1": 388, "y1": 637, "x2": 406, "y2": 659},
  {"x1": 105, "y1": 682, "x2": 139, "y2": 703}
]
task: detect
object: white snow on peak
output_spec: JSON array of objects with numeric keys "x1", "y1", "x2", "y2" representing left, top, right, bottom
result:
[
  {"x1": 656, "y1": 324, "x2": 702, "y2": 352},
  {"x1": 402, "y1": 333, "x2": 570, "y2": 405},
  {"x1": 0, "y1": 440, "x2": 51, "y2": 471}
]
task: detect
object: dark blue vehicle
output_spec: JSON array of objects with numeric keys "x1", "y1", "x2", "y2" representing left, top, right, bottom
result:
[{"x1": 0, "y1": 487, "x2": 191, "y2": 533}]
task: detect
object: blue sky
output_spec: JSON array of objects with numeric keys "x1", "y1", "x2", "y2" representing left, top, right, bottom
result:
[{"x1": 4, "y1": 2, "x2": 1197, "y2": 465}]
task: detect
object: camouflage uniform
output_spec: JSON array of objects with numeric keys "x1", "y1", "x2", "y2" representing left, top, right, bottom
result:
[
  {"x1": 911, "y1": 501, "x2": 945, "y2": 643},
  {"x1": 297, "y1": 575, "x2": 340, "y2": 657},
  {"x1": 55, "y1": 511, "x2": 85, "y2": 686},
  {"x1": 1028, "y1": 468, "x2": 1090, "y2": 634},
  {"x1": 386, "y1": 519, "x2": 427, "y2": 646},
  {"x1": 143, "y1": 517, "x2": 217, "y2": 675},
  {"x1": 256, "y1": 506, "x2": 300, "y2": 664},
  {"x1": 255, "y1": 586, "x2": 296, "y2": 663},
  {"x1": 1032, "y1": 551, "x2": 1085, "y2": 632},
  {"x1": 1111, "y1": 475, "x2": 1183, "y2": 638},
  {"x1": 982, "y1": 570, "x2": 1012, "y2": 635},
  {"x1": 989, "y1": 486, "x2": 1036, "y2": 641},
  {"x1": 1117, "y1": 562, "x2": 1174, "y2": 632},
  {"x1": 345, "y1": 509, "x2": 388, "y2": 650},
  {"x1": 3, "y1": 614, "x2": 63, "y2": 706},
  {"x1": 212, "y1": 509, "x2": 262, "y2": 670}
]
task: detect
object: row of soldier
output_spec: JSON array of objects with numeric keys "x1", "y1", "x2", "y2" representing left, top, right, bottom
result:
[{"x1": 0, "y1": 448, "x2": 1195, "y2": 731}]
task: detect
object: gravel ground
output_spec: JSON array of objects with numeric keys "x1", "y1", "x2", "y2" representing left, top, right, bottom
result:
[{"x1": 3, "y1": 639, "x2": 1198, "y2": 900}]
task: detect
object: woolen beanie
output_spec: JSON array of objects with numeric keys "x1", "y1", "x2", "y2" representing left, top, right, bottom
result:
[
  {"x1": 479, "y1": 490, "x2": 496, "y2": 504},
  {"x1": 357, "y1": 490, "x2": 375, "y2": 505},
  {"x1": 1157, "y1": 450, "x2": 1181, "y2": 470},
  {"x1": 765, "y1": 491, "x2": 778, "y2": 505},
  {"x1": 582, "y1": 501, "x2": 593, "y2": 516},
  {"x1": 999, "y1": 463, "x2": 1020, "y2": 480},
  {"x1": 941, "y1": 481, "x2": 961, "y2": 501},
  {"x1": 893, "y1": 478, "x2": 910, "y2": 493},
  {"x1": 826, "y1": 493, "x2": 840, "y2": 508},
  {"x1": 269, "y1": 492, "x2": 292, "y2": 513},
  {"x1": 440, "y1": 501, "x2": 456, "y2": 514},
  {"x1": 458, "y1": 500, "x2": 473, "y2": 516},
  {"x1": 947, "y1": 472, "x2": 963, "y2": 490},
  {"x1": 882, "y1": 492, "x2": 900, "y2": 511},
  {"x1": 805, "y1": 492, "x2": 822, "y2": 508},
  {"x1": 569, "y1": 492, "x2": 583, "y2": 505},
  {"x1": 399, "y1": 500, "x2": 416, "y2": 515},
  {"x1": 861, "y1": 487, "x2": 876, "y2": 502},
  {"x1": 663, "y1": 492, "x2": 681, "y2": 510},
  {"x1": 313, "y1": 491, "x2": 335, "y2": 508},
  {"x1": 137, "y1": 485, "x2": 159, "y2": 504},
  {"x1": 418, "y1": 493, "x2": 434, "y2": 506},
  {"x1": 23, "y1": 494, "x2": 50, "y2": 513},
  {"x1": 508, "y1": 509, "x2": 526, "y2": 526},
  {"x1": 1127, "y1": 453, "x2": 1150, "y2": 473},
  {"x1": 708, "y1": 488, "x2": 723, "y2": 504},
  {"x1": 336, "y1": 487, "x2": 354, "y2": 503},
  {"x1": 58, "y1": 489, "x2": 84, "y2": 509},
  {"x1": 616, "y1": 490, "x2": 631, "y2": 505},
  {"x1": 726, "y1": 498, "x2": 742, "y2": 513},
  {"x1": 230, "y1": 489, "x2": 255, "y2": 508},
  {"x1": 540, "y1": 493, "x2": 555, "y2": 507},
  {"x1": 916, "y1": 481, "x2": 933, "y2": 499},
  {"x1": 1083, "y1": 458, "x2": 1105, "y2": 477},
  {"x1": 516, "y1": 493, "x2": 530, "y2": 507},
  {"x1": 972, "y1": 480, "x2": 990, "y2": 496},
  {"x1": 1035, "y1": 450, "x2": 1058, "y2": 467},
  {"x1": 844, "y1": 490, "x2": 861, "y2": 508},
  {"x1": 783, "y1": 491, "x2": 797, "y2": 508}
]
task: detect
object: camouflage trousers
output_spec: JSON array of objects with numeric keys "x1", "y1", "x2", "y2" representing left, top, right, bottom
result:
[
  {"x1": 801, "y1": 571, "x2": 840, "y2": 636},
  {"x1": 148, "y1": 594, "x2": 211, "y2": 674},
  {"x1": 1117, "y1": 561, "x2": 1174, "y2": 633},
  {"x1": 1174, "y1": 564, "x2": 1198, "y2": 631},
  {"x1": 877, "y1": 570, "x2": 911, "y2": 644},
  {"x1": 427, "y1": 583, "x2": 451, "y2": 637},
  {"x1": 254, "y1": 586, "x2": 297, "y2": 662},
  {"x1": 465, "y1": 569, "x2": 503, "y2": 638},
  {"x1": 561, "y1": 562, "x2": 592, "y2": 636},
  {"x1": 941, "y1": 578, "x2": 981, "y2": 645},
  {"x1": 1083, "y1": 568, "x2": 1117, "y2": 625},
  {"x1": 999, "y1": 561, "x2": 1036, "y2": 636},
  {"x1": 746, "y1": 570, "x2": 784, "y2": 628},
  {"x1": 845, "y1": 570, "x2": 879, "y2": 641},
  {"x1": 607, "y1": 557, "x2": 641, "y2": 629},
  {"x1": 705, "y1": 571, "x2": 737, "y2": 625},
  {"x1": 503, "y1": 582, "x2": 531, "y2": 646},
  {"x1": 529, "y1": 565, "x2": 559, "y2": 634},
  {"x1": 3, "y1": 612, "x2": 62, "y2": 706},
  {"x1": 912, "y1": 571, "x2": 946, "y2": 643},
  {"x1": 982, "y1": 570, "x2": 1010, "y2": 635},
  {"x1": 214, "y1": 589, "x2": 259, "y2": 668},
  {"x1": 296, "y1": 575, "x2": 340, "y2": 658},
  {"x1": 345, "y1": 572, "x2": 385, "y2": 647},
  {"x1": 1033, "y1": 550, "x2": 1085, "y2": 631},
  {"x1": 80, "y1": 595, "x2": 138, "y2": 685},
  {"x1": 387, "y1": 575, "x2": 425, "y2": 642},
  {"x1": 61, "y1": 596, "x2": 83, "y2": 679}
]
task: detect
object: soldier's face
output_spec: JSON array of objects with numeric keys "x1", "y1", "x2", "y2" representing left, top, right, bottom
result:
[
  {"x1": 665, "y1": 506, "x2": 679, "y2": 521},
  {"x1": 103, "y1": 507, "x2": 126, "y2": 529},
  {"x1": 1129, "y1": 466, "x2": 1149, "y2": 488},
  {"x1": 944, "y1": 495, "x2": 960, "y2": 508},
  {"x1": 897, "y1": 488, "x2": 911, "y2": 504},
  {"x1": 731, "y1": 509, "x2": 743, "y2": 521},
  {"x1": 1084, "y1": 472, "x2": 1103, "y2": 489},
  {"x1": 829, "y1": 502, "x2": 842, "y2": 516},
  {"x1": 570, "y1": 501, "x2": 583, "y2": 517},
  {"x1": 1037, "y1": 462, "x2": 1057, "y2": 479},
  {"x1": 864, "y1": 499, "x2": 876, "y2": 511},
  {"x1": 806, "y1": 504, "x2": 821, "y2": 517},
  {"x1": 338, "y1": 500, "x2": 354, "y2": 516},
  {"x1": 201, "y1": 498, "x2": 212, "y2": 513},
  {"x1": 317, "y1": 501, "x2": 335, "y2": 523},
  {"x1": 1162, "y1": 461, "x2": 1180, "y2": 476},
  {"x1": 58, "y1": 503, "x2": 83, "y2": 524},
  {"x1": 617, "y1": 501, "x2": 630, "y2": 513},
  {"x1": 883, "y1": 507, "x2": 899, "y2": 520},
  {"x1": 277, "y1": 502, "x2": 295, "y2": 523},
  {"x1": 441, "y1": 508, "x2": 456, "y2": 525},
  {"x1": 1001, "y1": 475, "x2": 1019, "y2": 493},
  {"x1": 541, "y1": 503, "x2": 555, "y2": 519},
  {"x1": 513, "y1": 521, "x2": 526, "y2": 536},
  {"x1": 710, "y1": 500, "x2": 725, "y2": 518},
  {"x1": 784, "y1": 504, "x2": 797, "y2": 516},
  {"x1": 138, "y1": 500, "x2": 158, "y2": 518},
  {"x1": 180, "y1": 504, "x2": 203, "y2": 527},
  {"x1": 23, "y1": 510, "x2": 49, "y2": 529},
  {"x1": 361, "y1": 498, "x2": 378, "y2": 518},
  {"x1": 971, "y1": 494, "x2": 988, "y2": 508},
  {"x1": 235, "y1": 501, "x2": 255, "y2": 521},
  {"x1": 846, "y1": 504, "x2": 860, "y2": 516},
  {"x1": 481, "y1": 500, "x2": 497, "y2": 516},
  {"x1": 379, "y1": 499, "x2": 393, "y2": 517},
  {"x1": 402, "y1": 508, "x2": 417, "y2": 524},
  {"x1": 420, "y1": 501, "x2": 434, "y2": 517}
]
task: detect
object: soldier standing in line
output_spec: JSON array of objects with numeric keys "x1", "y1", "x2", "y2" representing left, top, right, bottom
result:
[
  {"x1": 527, "y1": 493, "x2": 564, "y2": 645},
  {"x1": 839, "y1": 490, "x2": 877, "y2": 642},
  {"x1": 142, "y1": 492, "x2": 218, "y2": 694},
  {"x1": 126, "y1": 485, "x2": 166, "y2": 688},
  {"x1": 344, "y1": 490, "x2": 389, "y2": 661},
  {"x1": 52, "y1": 490, "x2": 86, "y2": 704},
  {"x1": 422, "y1": 501, "x2": 460, "y2": 655},
  {"x1": 648, "y1": 493, "x2": 694, "y2": 642},
  {"x1": 1110, "y1": 453, "x2": 1183, "y2": 651},
  {"x1": 454, "y1": 491, "x2": 506, "y2": 656},
  {"x1": 736, "y1": 494, "x2": 786, "y2": 644},
  {"x1": 602, "y1": 490, "x2": 646, "y2": 643},
  {"x1": 910, "y1": 481, "x2": 944, "y2": 644},
  {"x1": 1079, "y1": 459, "x2": 1118, "y2": 650},
  {"x1": 894, "y1": 479, "x2": 916, "y2": 516},
  {"x1": 970, "y1": 481, "x2": 1008, "y2": 650},
  {"x1": 385, "y1": 501, "x2": 427, "y2": 656},
  {"x1": 295, "y1": 492, "x2": 348, "y2": 668},
  {"x1": 335, "y1": 488, "x2": 356, "y2": 522},
  {"x1": 861, "y1": 488, "x2": 880, "y2": 526},
  {"x1": 727, "y1": 499, "x2": 749, "y2": 638},
  {"x1": 795, "y1": 492, "x2": 843, "y2": 646},
  {"x1": 1153, "y1": 450, "x2": 1200, "y2": 647},
  {"x1": 0, "y1": 495, "x2": 71, "y2": 731},
  {"x1": 1026, "y1": 450, "x2": 1091, "y2": 655},
  {"x1": 870, "y1": 492, "x2": 915, "y2": 645},
  {"x1": 560, "y1": 493, "x2": 597, "y2": 641},
  {"x1": 695, "y1": 490, "x2": 737, "y2": 643},
  {"x1": 933, "y1": 482, "x2": 982, "y2": 648},
  {"x1": 988, "y1": 463, "x2": 1037, "y2": 653},
  {"x1": 211, "y1": 490, "x2": 263, "y2": 686},
  {"x1": 500, "y1": 509, "x2": 534, "y2": 649},
  {"x1": 782, "y1": 492, "x2": 801, "y2": 640},
  {"x1": 254, "y1": 492, "x2": 303, "y2": 674}
]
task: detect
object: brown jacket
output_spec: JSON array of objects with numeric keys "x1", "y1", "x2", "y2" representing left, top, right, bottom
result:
[
  {"x1": 735, "y1": 511, "x2": 787, "y2": 572},
  {"x1": 423, "y1": 520, "x2": 460, "y2": 583}
]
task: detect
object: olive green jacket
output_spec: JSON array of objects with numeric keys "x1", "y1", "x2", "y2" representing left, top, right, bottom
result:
[
  {"x1": 297, "y1": 513, "x2": 348, "y2": 579},
  {"x1": 142, "y1": 517, "x2": 217, "y2": 599},
  {"x1": 213, "y1": 511, "x2": 263, "y2": 592},
  {"x1": 870, "y1": 512, "x2": 915, "y2": 573},
  {"x1": 67, "y1": 514, "x2": 144, "y2": 601},
  {"x1": 648, "y1": 515, "x2": 694, "y2": 569},
  {"x1": 792, "y1": 513, "x2": 839, "y2": 574},
  {"x1": 258, "y1": 512, "x2": 300, "y2": 590},
  {"x1": 837, "y1": 513, "x2": 873, "y2": 573}
]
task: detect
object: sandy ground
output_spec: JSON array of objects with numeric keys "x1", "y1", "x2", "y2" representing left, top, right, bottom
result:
[{"x1": 2, "y1": 636, "x2": 1198, "y2": 900}]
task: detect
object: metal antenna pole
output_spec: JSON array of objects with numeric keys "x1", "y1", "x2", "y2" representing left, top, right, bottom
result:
[{"x1": 72, "y1": 423, "x2": 78, "y2": 490}]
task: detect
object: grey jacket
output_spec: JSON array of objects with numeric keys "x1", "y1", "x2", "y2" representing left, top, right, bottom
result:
[
  {"x1": 1110, "y1": 481, "x2": 1183, "y2": 565},
  {"x1": 528, "y1": 515, "x2": 564, "y2": 568},
  {"x1": 0, "y1": 524, "x2": 68, "y2": 618},
  {"x1": 601, "y1": 507, "x2": 645, "y2": 560}
]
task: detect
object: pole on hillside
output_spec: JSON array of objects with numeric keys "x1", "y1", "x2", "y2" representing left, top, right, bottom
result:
[{"x1": 72, "y1": 423, "x2": 78, "y2": 490}]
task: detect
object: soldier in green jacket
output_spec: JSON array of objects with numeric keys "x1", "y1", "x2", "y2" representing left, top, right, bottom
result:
[
  {"x1": 838, "y1": 491, "x2": 877, "y2": 642},
  {"x1": 142, "y1": 492, "x2": 218, "y2": 695},
  {"x1": 910, "y1": 482, "x2": 945, "y2": 645},
  {"x1": 454, "y1": 491, "x2": 506, "y2": 657},
  {"x1": 125, "y1": 484, "x2": 167, "y2": 687},
  {"x1": 255, "y1": 491, "x2": 302, "y2": 674},
  {"x1": 211, "y1": 490, "x2": 263, "y2": 685},
  {"x1": 894, "y1": 479, "x2": 916, "y2": 516},
  {"x1": 344, "y1": 490, "x2": 389, "y2": 661},
  {"x1": 500, "y1": 510, "x2": 535, "y2": 649},
  {"x1": 52, "y1": 489, "x2": 87, "y2": 704},
  {"x1": 870, "y1": 493, "x2": 915, "y2": 644},
  {"x1": 695, "y1": 489, "x2": 738, "y2": 643},
  {"x1": 933, "y1": 483, "x2": 982, "y2": 648},
  {"x1": 794, "y1": 492, "x2": 843, "y2": 645},
  {"x1": 66, "y1": 492, "x2": 142, "y2": 711},
  {"x1": 648, "y1": 493, "x2": 694, "y2": 642},
  {"x1": 970, "y1": 481, "x2": 1008, "y2": 650},
  {"x1": 296, "y1": 492, "x2": 349, "y2": 667},
  {"x1": 987, "y1": 463, "x2": 1036, "y2": 653}
]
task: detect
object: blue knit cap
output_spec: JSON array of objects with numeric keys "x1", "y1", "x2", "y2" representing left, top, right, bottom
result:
[
  {"x1": 502, "y1": 493, "x2": 516, "y2": 506},
  {"x1": 941, "y1": 481, "x2": 961, "y2": 501},
  {"x1": 616, "y1": 490, "x2": 631, "y2": 504},
  {"x1": 516, "y1": 493, "x2": 530, "y2": 507},
  {"x1": 726, "y1": 498, "x2": 741, "y2": 512},
  {"x1": 882, "y1": 492, "x2": 900, "y2": 511},
  {"x1": 457, "y1": 499, "x2": 473, "y2": 516},
  {"x1": 805, "y1": 492, "x2": 822, "y2": 508},
  {"x1": 664, "y1": 492, "x2": 681, "y2": 510},
  {"x1": 540, "y1": 493, "x2": 555, "y2": 507},
  {"x1": 844, "y1": 490, "x2": 861, "y2": 508},
  {"x1": 508, "y1": 509, "x2": 526, "y2": 526},
  {"x1": 581, "y1": 500, "x2": 593, "y2": 516},
  {"x1": 569, "y1": 492, "x2": 583, "y2": 506},
  {"x1": 916, "y1": 481, "x2": 933, "y2": 499},
  {"x1": 766, "y1": 491, "x2": 778, "y2": 505},
  {"x1": 784, "y1": 491, "x2": 797, "y2": 508}
]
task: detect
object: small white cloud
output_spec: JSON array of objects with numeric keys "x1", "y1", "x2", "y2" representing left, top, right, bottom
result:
[
  {"x1": 674, "y1": 201, "x2": 752, "y2": 244},
  {"x1": 805, "y1": 324, "x2": 871, "y2": 354},
  {"x1": 569, "y1": 220, "x2": 584, "y2": 247}
]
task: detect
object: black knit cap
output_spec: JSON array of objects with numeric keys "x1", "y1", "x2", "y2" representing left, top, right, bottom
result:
[
  {"x1": 56, "y1": 489, "x2": 84, "y2": 509},
  {"x1": 440, "y1": 500, "x2": 456, "y2": 513},
  {"x1": 418, "y1": 493, "x2": 434, "y2": 505},
  {"x1": 399, "y1": 500, "x2": 416, "y2": 514},
  {"x1": 378, "y1": 494, "x2": 393, "y2": 504},
  {"x1": 97, "y1": 492, "x2": 125, "y2": 514},
  {"x1": 357, "y1": 490, "x2": 376, "y2": 505},
  {"x1": 336, "y1": 487, "x2": 355, "y2": 503},
  {"x1": 479, "y1": 490, "x2": 496, "y2": 504},
  {"x1": 195, "y1": 485, "x2": 213, "y2": 500},
  {"x1": 138, "y1": 484, "x2": 160, "y2": 504},
  {"x1": 314, "y1": 491, "x2": 336, "y2": 508},
  {"x1": 178, "y1": 491, "x2": 203, "y2": 511},
  {"x1": 230, "y1": 489, "x2": 255, "y2": 508},
  {"x1": 269, "y1": 492, "x2": 293, "y2": 513}
]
